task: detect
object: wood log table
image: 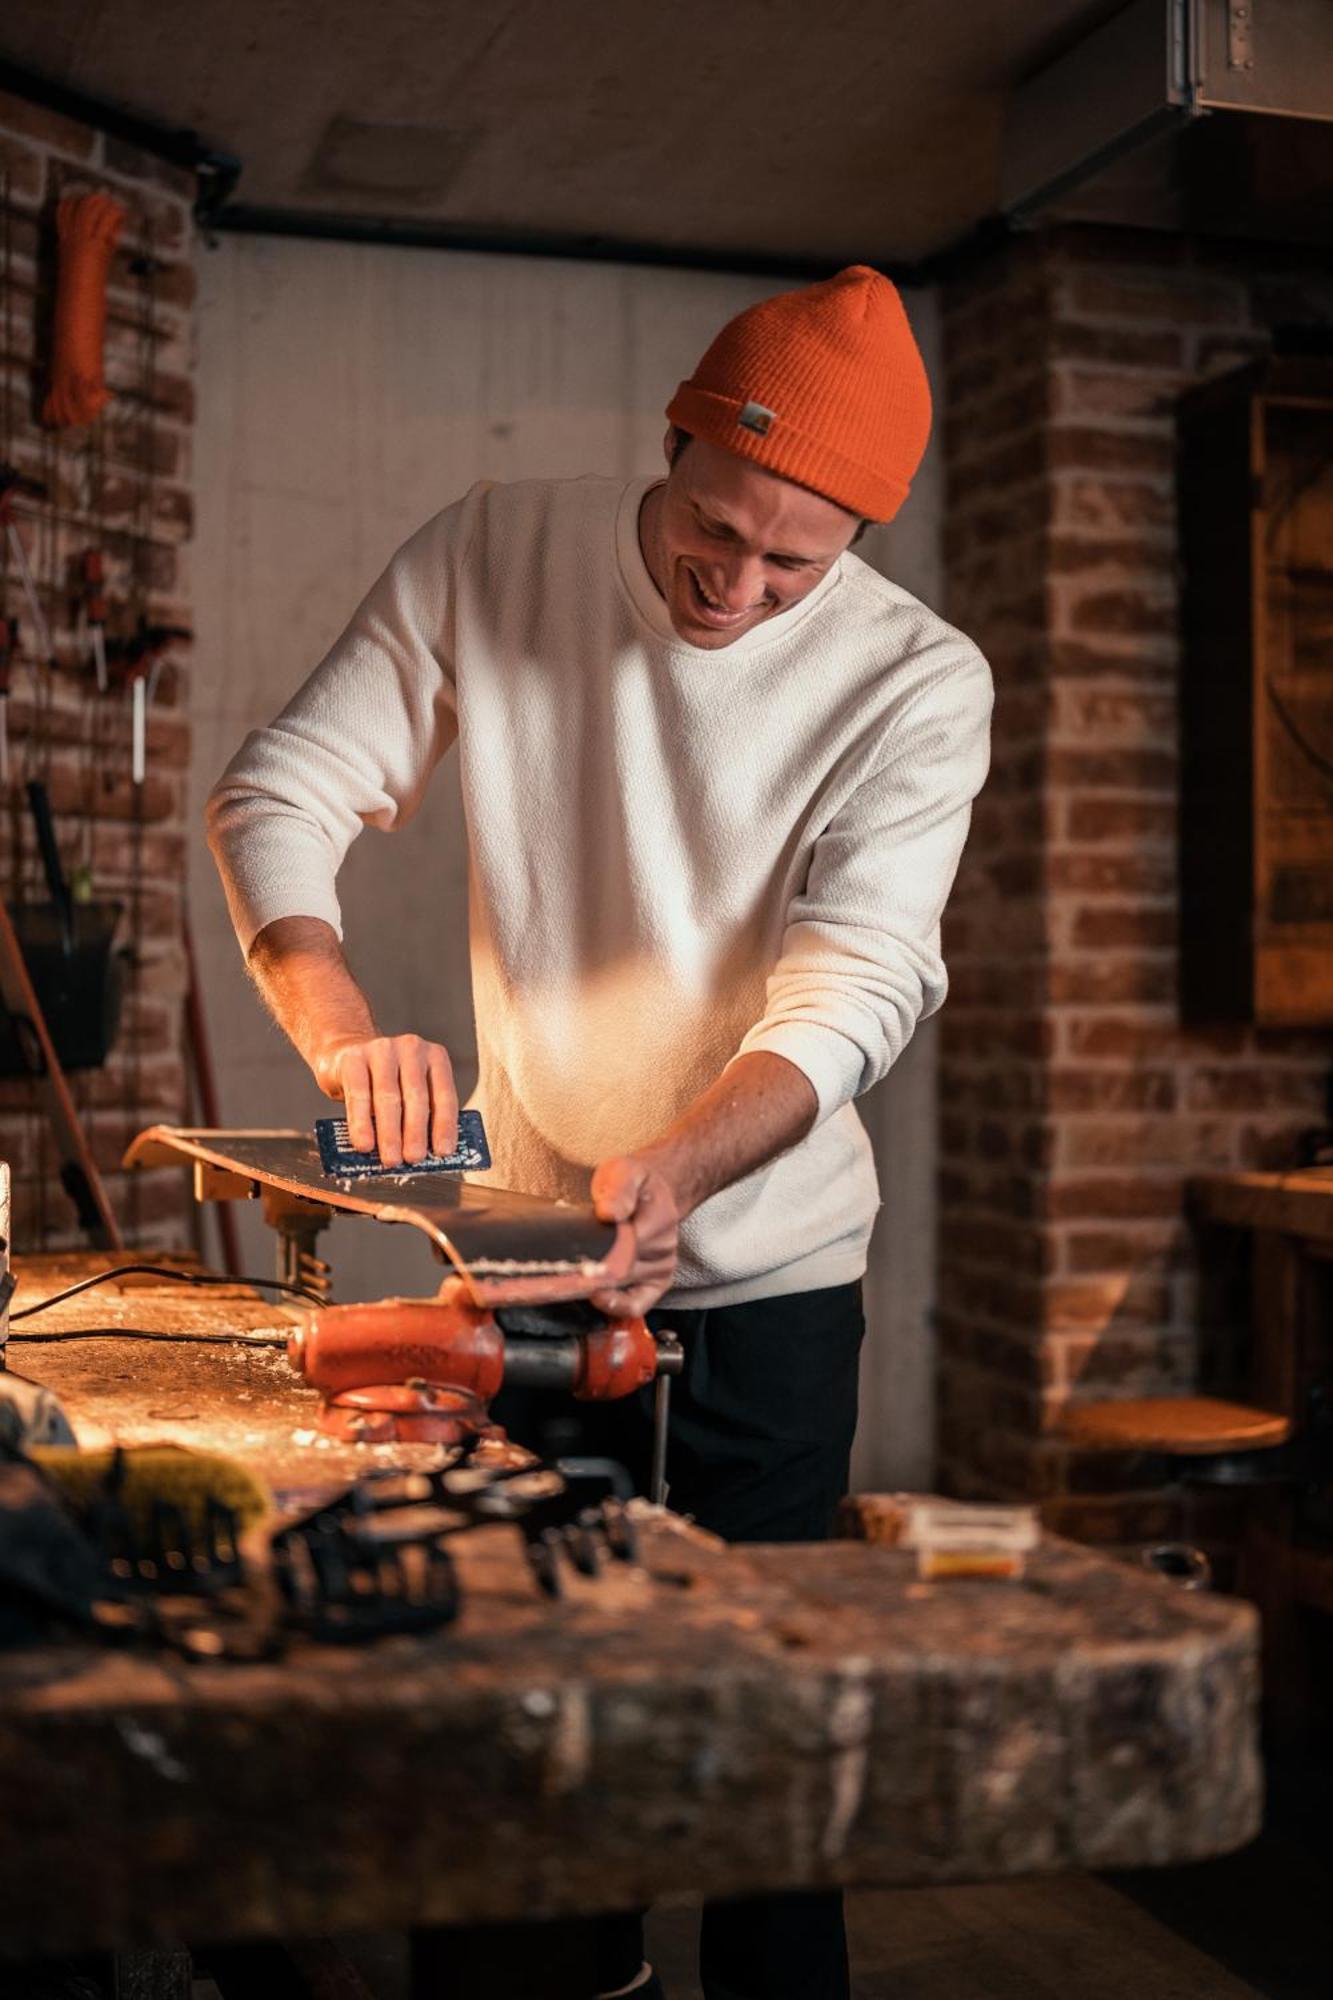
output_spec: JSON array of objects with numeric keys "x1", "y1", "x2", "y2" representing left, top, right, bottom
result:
[{"x1": 0, "y1": 1257, "x2": 1261, "y2": 1967}]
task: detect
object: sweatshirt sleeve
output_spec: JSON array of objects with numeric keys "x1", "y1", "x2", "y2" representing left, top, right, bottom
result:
[
  {"x1": 735, "y1": 641, "x2": 993, "y2": 1126},
  {"x1": 206, "y1": 495, "x2": 475, "y2": 958}
]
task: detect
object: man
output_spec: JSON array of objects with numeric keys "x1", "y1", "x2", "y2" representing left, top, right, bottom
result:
[{"x1": 208, "y1": 265, "x2": 992, "y2": 1999}]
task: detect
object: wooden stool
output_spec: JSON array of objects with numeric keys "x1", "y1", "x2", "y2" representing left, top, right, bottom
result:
[
  {"x1": 1062, "y1": 1397, "x2": 1291, "y2": 1458},
  {"x1": 1061, "y1": 1398, "x2": 1296, "y2": 1592}
]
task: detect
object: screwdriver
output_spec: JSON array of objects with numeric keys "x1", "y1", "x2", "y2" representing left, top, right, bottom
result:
[
  {"x1": 80, "y1": 548, "x2": 108, "y2": 692},
  {"x1": 0, "y1": 468, "x2": 55, "y2": 674},
  {"x1": 106, "y1": 619, "x2": 193, "y2": 786}
]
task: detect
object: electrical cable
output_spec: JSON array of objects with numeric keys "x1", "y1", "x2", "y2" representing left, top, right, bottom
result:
[
  {"x1": 8, "y1": 1327, "x2": 290, "y2": 1346},
  {"x1": 6, "y1": 1262, "x2": 325, "y2": 1322}
]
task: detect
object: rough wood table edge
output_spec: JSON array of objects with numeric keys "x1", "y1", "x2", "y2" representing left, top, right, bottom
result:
[{"x1": 0, "y1": 1519, "x2": 1262, "y2": 1957}]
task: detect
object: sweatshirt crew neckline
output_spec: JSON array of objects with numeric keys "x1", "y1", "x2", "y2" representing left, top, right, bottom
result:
[{"x1": 614, "y1": 475, "x2": 845, "y2": 657}]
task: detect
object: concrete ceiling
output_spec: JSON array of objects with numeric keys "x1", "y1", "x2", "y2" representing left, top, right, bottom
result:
[{"x1": 1, "y1": 0, "x2": 1127, "y2": 266}]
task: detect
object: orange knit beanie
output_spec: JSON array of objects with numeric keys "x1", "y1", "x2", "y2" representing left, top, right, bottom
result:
[{"x1": 666, "y1": 265, "x2": 931, "y2": 523}]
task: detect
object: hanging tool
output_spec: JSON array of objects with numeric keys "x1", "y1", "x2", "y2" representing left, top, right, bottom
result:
[
  {"x1": 78, "y1": 549, "x2": 108, "y2": 693},
  {"x1": 106, "y1": 619, "x2": 192, "y2": 786},
  {"x1": 0, "y1": 615, "x2": 16, "y2": 788},
  {"x1": 0, "y1": 468, "x2": 55, "y2": 673},
  {"x1": 41, "y1": 192, "x2": 127, "y2": 430},
  {"x1": 0, "y1": 897, "x2": 122, "y2": 1250},
  {"x1": 0, "y1": 780, "x2": 127, "y2": 1081},
  {"x1": 26, "y1": 781, "x2": 74, "y2": 957},
  {"x1": 130, "y1": 676, "x2": 144, "y2": 789}
]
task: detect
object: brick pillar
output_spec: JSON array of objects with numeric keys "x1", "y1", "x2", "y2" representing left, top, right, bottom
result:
[
  {"x1": 0, "y1": 92, "x2": 194, "y2": 1248},
  {"x1": 937, "y1": 225, "x2": 1332, "y2": 1544}
]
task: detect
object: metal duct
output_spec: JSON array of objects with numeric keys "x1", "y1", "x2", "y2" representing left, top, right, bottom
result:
[{"x1": 1002, "y1": 0, "x2": 1333, "y2": 228}]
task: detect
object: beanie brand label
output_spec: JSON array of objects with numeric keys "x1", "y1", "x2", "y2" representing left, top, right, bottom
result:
[{"x1": 737, "y1": 400, "x2": 776, "y2": 436}]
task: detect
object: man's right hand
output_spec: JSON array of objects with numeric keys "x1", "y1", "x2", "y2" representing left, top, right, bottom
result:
[
  {"x1": 246, "y1": 918, "x2": 458, "y2": 1170},
  {"x1": 313, "y1": 1033, "x2": 458, "y2": 1168}
]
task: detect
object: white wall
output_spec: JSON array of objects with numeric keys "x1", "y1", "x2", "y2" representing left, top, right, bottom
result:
[{"x1": 190, "y1": 236, "x2": 943, "y2": 1486}]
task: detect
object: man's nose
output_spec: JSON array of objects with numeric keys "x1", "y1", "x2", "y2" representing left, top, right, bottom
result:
[{"x1": 717, "y1": 551, "x2": 765, "y2": 609}]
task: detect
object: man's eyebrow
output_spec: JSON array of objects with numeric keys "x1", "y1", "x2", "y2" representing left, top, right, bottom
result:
[
  {"x1": 692, "y1": 502, "x2": 739, "y2": 538},
  {"x1": 691, "y1": 501, "x2": 821, "y2": 564}
]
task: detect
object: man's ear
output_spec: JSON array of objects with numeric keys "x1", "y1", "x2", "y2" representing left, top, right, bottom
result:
[{"x1": 663, "y1": 424, "x2": 680, "y2": 468}]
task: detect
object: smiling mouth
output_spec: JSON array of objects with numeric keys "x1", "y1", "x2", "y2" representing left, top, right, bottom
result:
[{"x1": 685, "y1": 566, "x2": 764, "y2": 628}]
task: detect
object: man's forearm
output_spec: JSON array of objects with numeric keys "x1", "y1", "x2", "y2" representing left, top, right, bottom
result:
[
  {"x1": 637, "y1": 1051, "x2": 818, "y2": 1217},
  {"x1": 587, "y1": 1050, "x2": 819, "y2": 1315},
  {"x1": 247, "y1": 916, "x2": 377, "y2": 1074},
  {"x1": 247, "y1": 915, "x2": 458, "y2": 1163}
]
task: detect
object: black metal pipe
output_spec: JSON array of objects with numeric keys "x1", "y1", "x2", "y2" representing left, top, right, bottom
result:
[
  {"x1": 204, "y1": 201, "x2": 921, "y2": 284},
  {"x1": 25, "y1": 781, "x2": 72, "y2": 953},
  {"x1": 0, "y1": 57, "x2": 239, "y2": 213}
]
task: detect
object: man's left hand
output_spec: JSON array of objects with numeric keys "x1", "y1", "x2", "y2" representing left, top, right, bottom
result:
[{"x1": 589, "y1": 1155, "x2": 682, "y2": 1318}]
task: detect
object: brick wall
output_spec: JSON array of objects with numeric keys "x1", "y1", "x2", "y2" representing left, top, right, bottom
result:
[
  {"x1": 0, "y1": 91, "x2": 194, "y2": 1251},
  {"x1": 937, "y1": 223, "x2": 1333, "y2": 1544}
]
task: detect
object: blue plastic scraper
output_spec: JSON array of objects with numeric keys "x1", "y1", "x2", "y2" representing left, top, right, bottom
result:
[{"x1": 315, "y1": 1110, "x2": 491, "y2": 1179}]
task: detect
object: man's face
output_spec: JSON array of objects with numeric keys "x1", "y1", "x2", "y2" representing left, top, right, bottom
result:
[{"x1": 640, "y1": 433, "x2": 860, "y2": 650}]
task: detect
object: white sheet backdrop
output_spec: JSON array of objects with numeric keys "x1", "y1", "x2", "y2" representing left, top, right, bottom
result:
[{"x1": 189, "y1": 236, "x2": 945, "y2": 1486}]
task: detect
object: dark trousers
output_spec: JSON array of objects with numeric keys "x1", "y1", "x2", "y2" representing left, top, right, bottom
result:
[{"x1": 493, "y1": 1280, "x2": 865, "y2": 2000}]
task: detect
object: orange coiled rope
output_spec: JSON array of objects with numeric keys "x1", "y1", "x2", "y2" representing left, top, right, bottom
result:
[{"x1": 42, "y1": 191, "x2": 127, "y2": 429}]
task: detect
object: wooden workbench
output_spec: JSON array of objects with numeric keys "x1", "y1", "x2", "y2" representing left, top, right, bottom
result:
[
  {"x1": 0, "y1": 1257, "x2": 1261, "y2": 1961},
  {"x1": 1193, "y1": 1165, "x2": 1333, "y2": 1250}
]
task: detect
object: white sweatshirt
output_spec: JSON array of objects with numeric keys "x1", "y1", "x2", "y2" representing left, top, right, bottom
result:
[{"x1": 208, "y1": 474, "x2": 992, "y2": 1306}]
